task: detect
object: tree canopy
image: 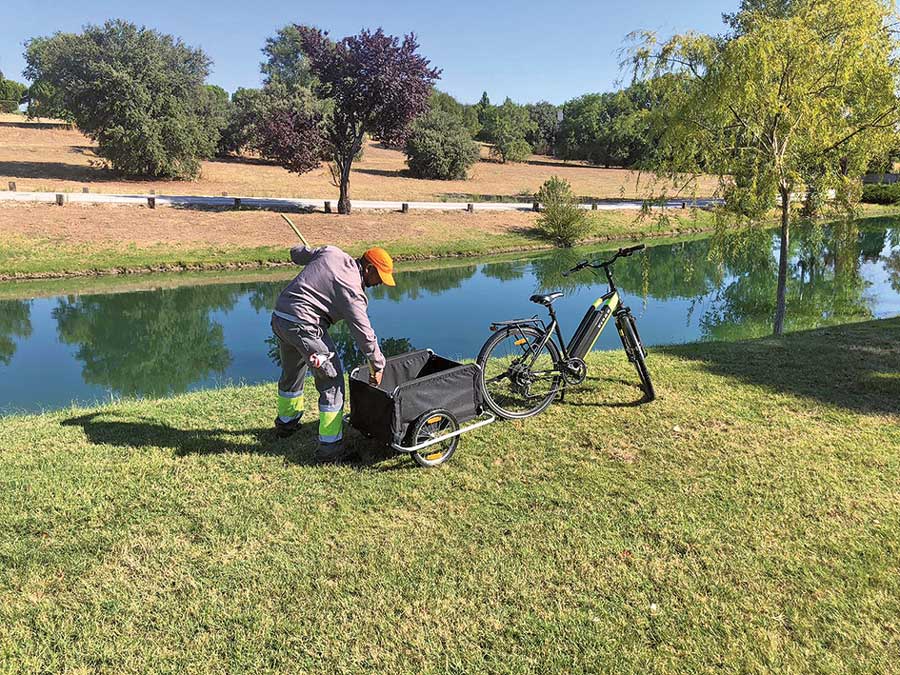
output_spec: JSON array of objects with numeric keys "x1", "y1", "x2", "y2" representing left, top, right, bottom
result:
[
  {"x1": 0, "y1": 73, "x2": 26, "y2": 114},
  {"x1": 482, "y1": 98, "x2": 536, "y2": 163},
  {"x1": 24, "y1": 20, "x2": 218, "y2": 178},
  {"x1": 556, "y1": 85, "x2": 653, "y2": 167},
  {"x1": 630, "y1": 0, "x2": 900, "y2": 334},
  {"x1": 258, "y1": 26, "x2": 439, "y2": 213}
]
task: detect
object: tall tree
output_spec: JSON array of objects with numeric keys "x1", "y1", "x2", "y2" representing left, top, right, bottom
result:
[
  {"x1": 630, "y1": 0, "x2": 899, "y2": 335},
  {"x1": 473, "y1": 91, "x2": 493, "y2": 141},
  {"x1": 24, "y1": 20, "x2": 216, "y2": 178},
  {"x1": 428, "y1": 89, "x2": 480, "y2": 138},
  {"x1": 259, "y1": 26, "x2": 439, "y2": 214},
  {"x1": 261, "y1": 24, "x2": 315, "y2": 94},
  {"x1": 482, "y1": 98, "x2": 536, "y2": 163},
  {"x1": 0, "y1": 72, "x2": 27, "y2": 114},
  {"x1": 525, "y1": 101, "x2": 559, "y2": 155}
]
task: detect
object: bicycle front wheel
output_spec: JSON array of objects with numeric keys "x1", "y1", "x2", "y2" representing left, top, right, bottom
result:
[
  {"x1": 618, "y1": 313, "x2": 655, "y2": 402},
  {"x1": 476, "y1": 325, "x2": 562, "y2": 419}
]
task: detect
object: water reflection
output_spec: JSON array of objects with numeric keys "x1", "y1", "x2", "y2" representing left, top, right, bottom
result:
[
  {"x1": 52, "y1": 286, "x2": 239, "y2": 397},
  {"x1": 0, "y1": 221, "x2": 898, "y2": 413},
  {"x1": 0, "y1": 300, "x2": 32, "y2": 365},
  {"x1": 370, "y1": 264, "x2": 479, "y2": 301}
]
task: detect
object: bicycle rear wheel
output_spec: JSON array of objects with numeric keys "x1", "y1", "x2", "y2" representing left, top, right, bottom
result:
[
  {"x1": 476, "y1": 325, "x2": 562, "y2": 419},
  {"x1": 617, "y1": 313, "x2": 655, "y2": 402}
]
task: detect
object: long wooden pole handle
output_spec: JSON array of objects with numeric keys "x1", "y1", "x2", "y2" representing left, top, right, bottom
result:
[{"x1": 280, "y1": 213, "x2": 310, "y2": 247}]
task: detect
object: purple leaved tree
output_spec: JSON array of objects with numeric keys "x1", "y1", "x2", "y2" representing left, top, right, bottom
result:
[{"x1": 261, "y1": 26, "x2": 440, "y2": 214}]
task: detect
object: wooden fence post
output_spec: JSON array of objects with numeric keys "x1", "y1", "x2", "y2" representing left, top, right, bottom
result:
[{"x1": 148, "y1": 196, "x2": 156, "y2": 209}]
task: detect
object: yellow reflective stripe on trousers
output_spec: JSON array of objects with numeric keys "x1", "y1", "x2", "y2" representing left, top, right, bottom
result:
[
  {"x1": 277, "y1": 393, "x2": 304, "y2": 419},
  {"x1": 319, "y1": 410, "x2": 343, "y2": 442}
]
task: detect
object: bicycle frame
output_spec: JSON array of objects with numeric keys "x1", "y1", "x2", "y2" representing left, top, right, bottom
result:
[{"x1": 512, "y1": 260, "x2": 626, "y2": 370}]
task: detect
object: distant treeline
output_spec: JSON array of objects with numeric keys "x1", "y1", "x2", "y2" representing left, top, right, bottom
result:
[{"x1": 12, "y1": 20, "x2": 666, "y2": 180}]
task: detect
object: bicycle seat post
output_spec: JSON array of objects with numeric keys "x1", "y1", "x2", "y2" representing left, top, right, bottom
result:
[{"x1": 546, "y1": 302, "x2": 558, "y2": 323}]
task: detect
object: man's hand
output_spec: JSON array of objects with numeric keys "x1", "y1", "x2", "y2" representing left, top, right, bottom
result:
[{"x1": 369, "y1": 369, "x2": 383, "y2": 387}]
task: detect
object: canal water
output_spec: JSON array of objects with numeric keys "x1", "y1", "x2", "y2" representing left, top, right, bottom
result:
[{"x1": 1, "y1": 220, "x2": 898, "y2": 413}]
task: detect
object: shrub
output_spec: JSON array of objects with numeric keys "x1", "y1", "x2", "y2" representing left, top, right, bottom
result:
[
  {"x1": 861, "y1": 182, "x2": 900, "y2": 204},
  {"x1": 405, "y1": 110, "x2": 479, "y2": 180},
  {"x1": 536, "y1": 176, "x2": 593, "y2": 247}
]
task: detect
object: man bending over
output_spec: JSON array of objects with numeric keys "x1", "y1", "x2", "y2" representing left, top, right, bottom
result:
[{"x1": 271, "y1": 245, "x2": 395, "y2": 462}]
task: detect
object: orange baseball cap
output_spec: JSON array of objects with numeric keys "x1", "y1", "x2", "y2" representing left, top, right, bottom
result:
[{"x1": 363, "y1": 247, "x2": 395, "y2": 286}]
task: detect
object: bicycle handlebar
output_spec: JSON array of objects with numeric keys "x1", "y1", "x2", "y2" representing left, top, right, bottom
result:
[
  {"x1": 618, "y1": 244, "x2": 645, "y2": 257},
  {"x1": 562, "y1": 244, "x2": 646, "y2": 276}
]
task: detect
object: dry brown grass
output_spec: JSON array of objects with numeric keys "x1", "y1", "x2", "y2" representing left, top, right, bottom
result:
[
  {"x1": 0, "y1": 118, "x2": 718, "y2": 201},
  {"x1": 0, "y1": 201, "x2": 539, "y2": 248}
]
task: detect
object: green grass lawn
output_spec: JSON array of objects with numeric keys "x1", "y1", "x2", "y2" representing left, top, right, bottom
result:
[{"x1": 1, "y1": 319, "x2": 898, "y2": 673}]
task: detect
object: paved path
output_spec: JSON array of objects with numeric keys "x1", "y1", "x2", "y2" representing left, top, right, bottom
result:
[{"x1": 0, "y1": 190, "x2": 722, "y2": 212}]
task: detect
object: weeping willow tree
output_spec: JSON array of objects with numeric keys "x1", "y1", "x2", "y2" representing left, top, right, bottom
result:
[{"x1": 629, "y1": 0, "x2": 899, "y2": 334}]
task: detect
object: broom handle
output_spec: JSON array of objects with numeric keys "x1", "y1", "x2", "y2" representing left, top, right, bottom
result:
[{"x1": 280, "y1": 213, "x2": 310, "y2": 247}]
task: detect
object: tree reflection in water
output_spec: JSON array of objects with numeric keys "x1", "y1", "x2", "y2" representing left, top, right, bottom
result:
[
  {"x1": 0, "y1": 300, "x2": 32, "y2": 365},
  {"x1": 53, "y1": 286, "x2": 240, "y2": 397}
]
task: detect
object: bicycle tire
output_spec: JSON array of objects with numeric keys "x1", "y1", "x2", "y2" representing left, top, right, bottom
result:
[
  {"x1": 476, "y1": 325, "x2": 562, "y2": 419},
  {"x1": 618, "y1": 313, "x2": 656, "y2": 402}
]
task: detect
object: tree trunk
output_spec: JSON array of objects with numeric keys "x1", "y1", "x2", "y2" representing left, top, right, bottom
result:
[
  {"x1": 338, "y1": 161, "x2": 352, "y2": 214},
  {"x1": 773, "y1": 186, "x2": 790, "y2": 336}
]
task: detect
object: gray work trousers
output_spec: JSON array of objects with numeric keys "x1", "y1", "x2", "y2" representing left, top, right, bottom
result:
[{"x1": 271, "y1": 314, "x2": 345, "y2": 442}]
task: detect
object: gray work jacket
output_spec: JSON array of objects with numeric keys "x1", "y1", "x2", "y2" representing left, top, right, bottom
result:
[{"x1": 274, "y1": 245, "x2": 385, "y2": 371}]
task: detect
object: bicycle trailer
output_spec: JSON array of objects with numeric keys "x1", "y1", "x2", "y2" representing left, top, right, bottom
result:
[{"x1": 347, "y1": 349, "x2": 494, "y2": 467}]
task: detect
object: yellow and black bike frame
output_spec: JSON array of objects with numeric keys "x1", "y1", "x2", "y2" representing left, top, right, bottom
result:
[
  {"x1": 490, "y1": 252, "x2": 640, "y2": 376},
  {"x1": 567, "y1": 290, "x2": 620, "y2": 358}
]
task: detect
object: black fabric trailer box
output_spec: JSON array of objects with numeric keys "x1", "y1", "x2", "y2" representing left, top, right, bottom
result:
[{"x1": 348, "y1": 350, "x2": 483, "y2": 446}]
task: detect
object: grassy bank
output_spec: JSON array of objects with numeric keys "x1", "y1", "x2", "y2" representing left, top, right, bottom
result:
[
  {"x1": 2, "y1": 204, "x2": 899, "y2": 281},
  {"x1": 0, "y1": 205, "x2": 716, "y2": 280},
  {"x1": 1, "y1": 319, "x2": 898, "y2": 672}
]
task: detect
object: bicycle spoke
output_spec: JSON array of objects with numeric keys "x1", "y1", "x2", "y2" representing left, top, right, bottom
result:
[{"x1": 479, "y1": 328, "x2": 560, "y2": 418}]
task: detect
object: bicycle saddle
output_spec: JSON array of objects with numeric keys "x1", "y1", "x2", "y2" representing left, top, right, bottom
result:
[{"x1": 529, "y1": 292, "x2": 564, "y2": 306}]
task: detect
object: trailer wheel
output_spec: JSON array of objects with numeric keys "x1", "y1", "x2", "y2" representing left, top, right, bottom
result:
[{"x1": 410, "y1": 409, "x2": 459, "y2": 467}]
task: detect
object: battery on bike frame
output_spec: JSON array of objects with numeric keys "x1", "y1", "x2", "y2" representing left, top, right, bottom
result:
[{"x1": 567, "y1": 291, "x2": 619, "y2": 359}]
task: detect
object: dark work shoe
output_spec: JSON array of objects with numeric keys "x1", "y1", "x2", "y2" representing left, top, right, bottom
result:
[
  {"x1": 314, "y1": 440, "x2": 353, "y2": 463},
  {"x1": 274, "y1": 416, "x2": 302, "y2": 438}
]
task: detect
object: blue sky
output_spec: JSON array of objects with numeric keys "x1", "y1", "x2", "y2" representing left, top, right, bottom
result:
[{"x1": 1, "y1": 0, "x2": 735, "y2": 104}]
